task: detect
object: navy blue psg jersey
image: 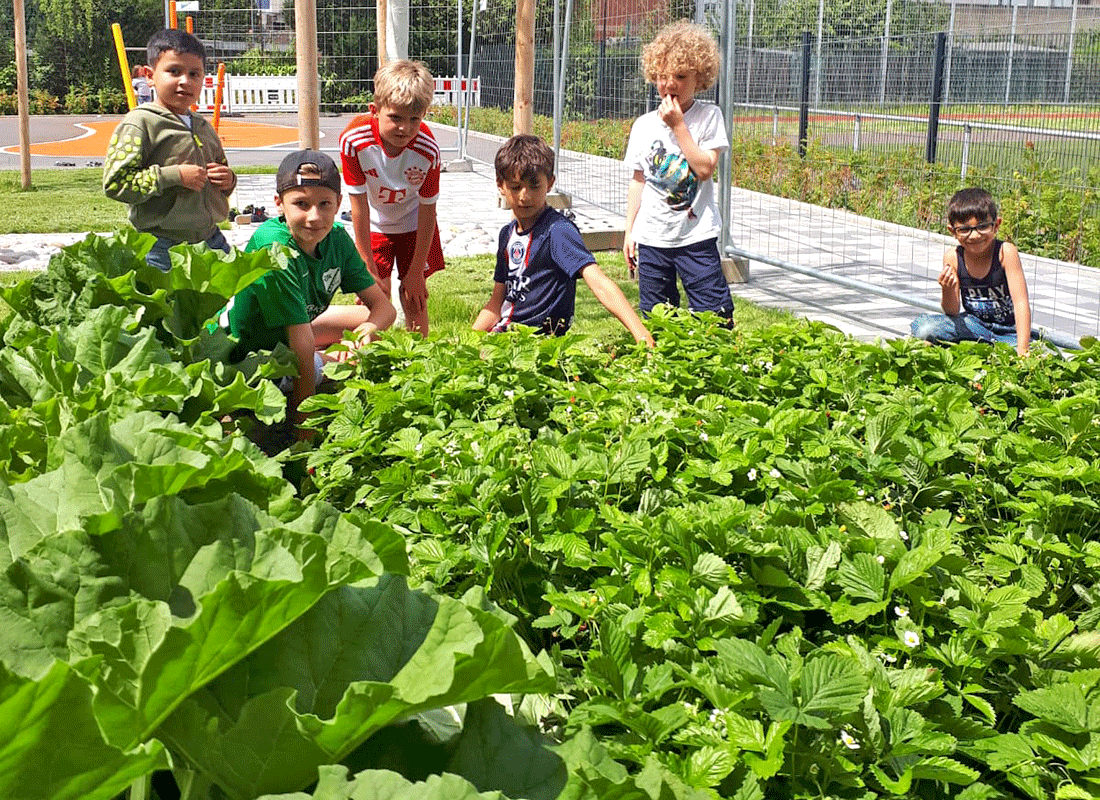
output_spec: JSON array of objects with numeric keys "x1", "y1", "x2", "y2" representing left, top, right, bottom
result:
[{"x1": 492, "y1": 206, "x2": 595, "y2": 335}]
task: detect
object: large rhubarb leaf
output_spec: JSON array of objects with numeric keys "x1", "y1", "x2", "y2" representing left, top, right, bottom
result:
[
  {"x1": 159, "y1": 579, "x2": 555, "y2": 799},
  {"x1": 256, "y1": 765, "x2": 507, "y2": 800},
  {"x1": 0, "y1": 410, "x2": 406, "y2": 751},
  {"x1": 0, "y1": 659, "x2": 166, "y2": 800}
]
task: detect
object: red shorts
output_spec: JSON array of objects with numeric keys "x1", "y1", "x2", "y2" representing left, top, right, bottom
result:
[{"x1": 370, "y1": 226, "x2": 446, "y2": 282}]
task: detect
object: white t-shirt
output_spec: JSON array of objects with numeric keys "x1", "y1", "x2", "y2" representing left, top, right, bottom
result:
[
  {"x1": 624, "y1": 100, "x2": 728, "y2": 248},
  {"x1": 339, "y1": 114, "x2": 441, "y2": 235}
]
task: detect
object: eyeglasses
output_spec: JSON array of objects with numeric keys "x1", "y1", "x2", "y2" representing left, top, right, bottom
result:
[{"x1": 951, "y1": 221, "x2": 995, "y2": 236}]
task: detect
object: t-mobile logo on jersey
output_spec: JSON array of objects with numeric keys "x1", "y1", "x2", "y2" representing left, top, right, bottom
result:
[{"x1": 377, "y1": 187, "x2": 408, "y2": 204}]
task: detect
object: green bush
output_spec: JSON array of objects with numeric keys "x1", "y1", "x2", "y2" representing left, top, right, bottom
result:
[{"x1": 28, "y1": 89, "x2": 59, "y2": 115}]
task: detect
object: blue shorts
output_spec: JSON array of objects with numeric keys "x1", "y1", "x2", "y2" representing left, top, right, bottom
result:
[{"x1": 636, "y1": 238, "x2": 733, "y2": 319}]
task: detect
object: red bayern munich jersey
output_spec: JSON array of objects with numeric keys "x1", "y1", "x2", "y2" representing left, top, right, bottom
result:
[{"x1": 339, "y1": 114, "x2": 441, "y2": 235}]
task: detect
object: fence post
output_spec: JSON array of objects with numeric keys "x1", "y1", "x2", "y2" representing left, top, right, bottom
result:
[
  {"x1": 961, "y1": 123, "x2": 971, "y2": 180},
  {"x1": 799, "y1": 31, "x2": 810, "y2": 158},
  {"x1": 925, "y1": 31, "x2": 946, "y2": 165},
  {"x1": 853, "y1": 113, "x2": 860, "y2": 152}
]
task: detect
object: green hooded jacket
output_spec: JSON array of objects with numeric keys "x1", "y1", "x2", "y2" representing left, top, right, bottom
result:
[{"x1": 103, "y1": 103, "x2": 235, "y2": 243}]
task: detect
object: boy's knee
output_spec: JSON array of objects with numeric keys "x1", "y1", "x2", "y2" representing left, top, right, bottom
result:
[{"x1": 910, "y1": 314, "x2": 938, "y2": 340}]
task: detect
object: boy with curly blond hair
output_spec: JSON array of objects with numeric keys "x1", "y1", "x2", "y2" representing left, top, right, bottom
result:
[
  {"x1": 623, "y1": 21, "x2": 733, "y2": 324},
  {"x1": 340, "y1": 59, "x2": 445, "y2": 336}
]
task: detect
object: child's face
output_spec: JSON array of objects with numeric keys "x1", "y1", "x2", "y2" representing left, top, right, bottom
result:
[
  {"x1": 276, "y1": 184, "x2": 341, "y2": 256},
  {"x1": 655, "y1": 67, "x2": 699, "y2": 109},
  {"x1": 370, "y1": 102, "x2": 423, "y2": 155},
  {"x1": 951, "y1": 215, "x2": 1000, "y2": 255},
  {"x1": 151, "y1": 50, "x2": 205, "y2": 116},
  {"x1": 498, "y1": 170, "x2": 555, "y2": 230}
]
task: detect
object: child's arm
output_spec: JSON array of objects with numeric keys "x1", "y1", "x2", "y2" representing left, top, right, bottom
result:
[
  {"x1": 473, "y1": 283, "x2": 506, "y2": 332},
  {"x1": 937, "y1": 251, "x2": 961, "y2": 316},
  {"x1": 285, "y1": 322, "x2": 320, "y2": 440},
  {"x1": 348, "y1": 194, "x2": 380, "y2": 281},
  {"x1": 103, "y1": 124, "x2": 207, "y2": 201},
  {"x1": 580, "y1": 264, "x2": 655, "y2": 347},
  {"x1": 1000, "y1": 241, "x2": 1032, "y2": 356},
  {"x1": 622, "y1": 170, "x2": 645, "y2": 276},
  {"x1": 401, "y1": 203, "x2": 436, "y2": 315},
  {"x1": 660, "y1": 97, "x2": 720, "y2": 181},
  {"x1": 353, "y1": 282, "x2": 398, "y2": 337}
]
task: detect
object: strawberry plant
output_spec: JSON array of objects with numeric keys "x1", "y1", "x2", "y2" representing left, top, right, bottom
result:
[{"x1": 5, "y1": 236, "x2": 1100, "y2": 798}]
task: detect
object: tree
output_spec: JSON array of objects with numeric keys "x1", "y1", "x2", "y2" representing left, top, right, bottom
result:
[{"x1": 35, "y1": 0, "x2": 162, "y2": 98}]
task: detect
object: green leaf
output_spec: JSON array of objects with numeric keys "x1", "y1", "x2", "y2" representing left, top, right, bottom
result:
[
  {"x1": 714, "y1": 638, "x2": 790, "y2": 695},
  {"x1": 445, "y1": 699, "x2": 566, "y2": 800},
  {"x1": 835, "y1": 552, "x2": 886, "y2": 601},
  {"x1": 798, "y1": 655, "x2": 868, "y2": 720},
  {"x1": 804, "y1": 540, "x2": 841, "y2": 591},
  {"x1": 692, "y1": 552, "x2": 731, "y2": 588},
  {"x1": 910, "y1": 756, "x2": 980, "y2": 784},
  {"x1": 888, "y1": 528, "x2": 950, "y2": 594},
  {"x1": 1014, "y1": 684, "x2": 1092, "y2": 733},
  {"x1": 0, "y1": 660, "x2": 166, "y2": 800},
  {"x1": 703, "y1": 586, "x2": 745, "y2": 624},
  {"x1": 255, "y1": 765, "x2": 508, "y2": 799},
  {"x1": 159, "y1": 578, "x2": 555, "y2": 799}
]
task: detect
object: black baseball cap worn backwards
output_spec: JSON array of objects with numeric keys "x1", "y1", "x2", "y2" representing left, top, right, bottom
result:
[{"x1": 276, "y1": 150, "x2": 342, "y2": 195}]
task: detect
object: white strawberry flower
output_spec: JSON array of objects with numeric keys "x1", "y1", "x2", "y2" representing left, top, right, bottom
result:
[{"x1": 903, "y1": 631, "x2": 921, "y2": 648}]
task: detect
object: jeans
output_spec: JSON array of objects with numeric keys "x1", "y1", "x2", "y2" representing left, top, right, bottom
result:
[
  {"x1": 910, "y1": 312, "x2": 1030, "y2": 348},
  {"x1": 146, "y1": 228, "x2": 230, "y2": 272}
]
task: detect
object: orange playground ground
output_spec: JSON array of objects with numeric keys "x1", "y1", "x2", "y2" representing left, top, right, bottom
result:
[{"x1": 1, "y1": 117, "x2": 300, "y2": 158}]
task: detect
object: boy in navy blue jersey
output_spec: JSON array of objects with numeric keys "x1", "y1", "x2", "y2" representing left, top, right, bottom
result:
[{"x1": 474, "y1": 134, "x2": 654, "y2": 346}]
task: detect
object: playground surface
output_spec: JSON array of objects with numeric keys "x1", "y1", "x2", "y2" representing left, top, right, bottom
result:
[{"x1": 2, "y1": 113, "x2": 1097, "y2": 346}]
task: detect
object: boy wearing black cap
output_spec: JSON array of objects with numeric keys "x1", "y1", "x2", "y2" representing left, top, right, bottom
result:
[{"x1": 217, "y1": 150, "x2": 396, "y2": 438}]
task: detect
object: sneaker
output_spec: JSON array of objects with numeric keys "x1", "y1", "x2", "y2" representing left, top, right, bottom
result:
[{"x1": 340, "y1": 211, "x2": 352, "y2": 222}]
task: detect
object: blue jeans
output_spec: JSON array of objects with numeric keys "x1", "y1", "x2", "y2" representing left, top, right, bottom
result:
[
  {"x1": 146, "y1": 228, "x2": 230, "y2": 272},
  {"x1": 910, "y1": 312, "x2": 1031, "y2": 348}
]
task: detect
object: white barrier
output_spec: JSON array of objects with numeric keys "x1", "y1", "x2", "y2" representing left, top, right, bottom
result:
[
  {"x1": 433, "y1": 76, "x2": 481, "y2": 108},
  {"x1": 190, "y1": 74, "x2": 479, "y2": 114}
]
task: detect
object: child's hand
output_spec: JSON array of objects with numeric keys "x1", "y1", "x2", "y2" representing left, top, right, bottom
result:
[
  {"x1": 400, "y1": 272, "x2": 428, "y2": 315},
  {"x1": 658, "y1": 95, "x2": 685, "y2": 129},
  {"x1": 622, "y1": 233, "x2": 637, "y2": 279},
  {"x1": 207, "y1": 163, "x2": 235, "y2": 190},
  {"x1": 179, "y1": 164, "x2": 208, "y2": 191},
  {"x1": 937, "y1": 263, "x2": 958, "y2": 291}
]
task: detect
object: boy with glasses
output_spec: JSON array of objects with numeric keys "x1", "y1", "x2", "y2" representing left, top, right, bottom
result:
[{"x1": 911, "y1": 187, "x2": 1035, "y2": 356}]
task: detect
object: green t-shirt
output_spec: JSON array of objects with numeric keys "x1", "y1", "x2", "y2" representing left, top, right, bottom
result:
[{"x1": 219, "y1": 218, "x2": 375, "y2": 361}]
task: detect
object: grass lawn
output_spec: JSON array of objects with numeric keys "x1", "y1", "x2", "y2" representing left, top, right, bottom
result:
[{"x1": 0, "y1": 167, "x2": 277, "y2": 234}]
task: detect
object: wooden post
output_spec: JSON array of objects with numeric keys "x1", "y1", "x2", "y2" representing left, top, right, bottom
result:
[
  {"x1": 514, "y1": 0, "x2": 534, "y2": 134},
  {"x1": 295, "y1": 0, "x2": 320, "y2": 148},
  {"x1": 376, "y1": 0, "x2": 388, "y2": 69},
  {"x1": 14, "y1": 0, "x2": 31, "y2": 188}
]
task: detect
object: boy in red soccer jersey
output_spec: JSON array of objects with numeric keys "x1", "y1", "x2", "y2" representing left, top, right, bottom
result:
[{"x1": 340, "y1": 60, "x2": 444, "y2": 336}]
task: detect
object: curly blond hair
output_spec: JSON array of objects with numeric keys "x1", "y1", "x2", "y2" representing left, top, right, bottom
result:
[
  {"x1": 373, "y1": 60, "x2": 434, "y2": 115},
  {"x1": 641, "y1": 21, "x2": 720, "y2": 91}
]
